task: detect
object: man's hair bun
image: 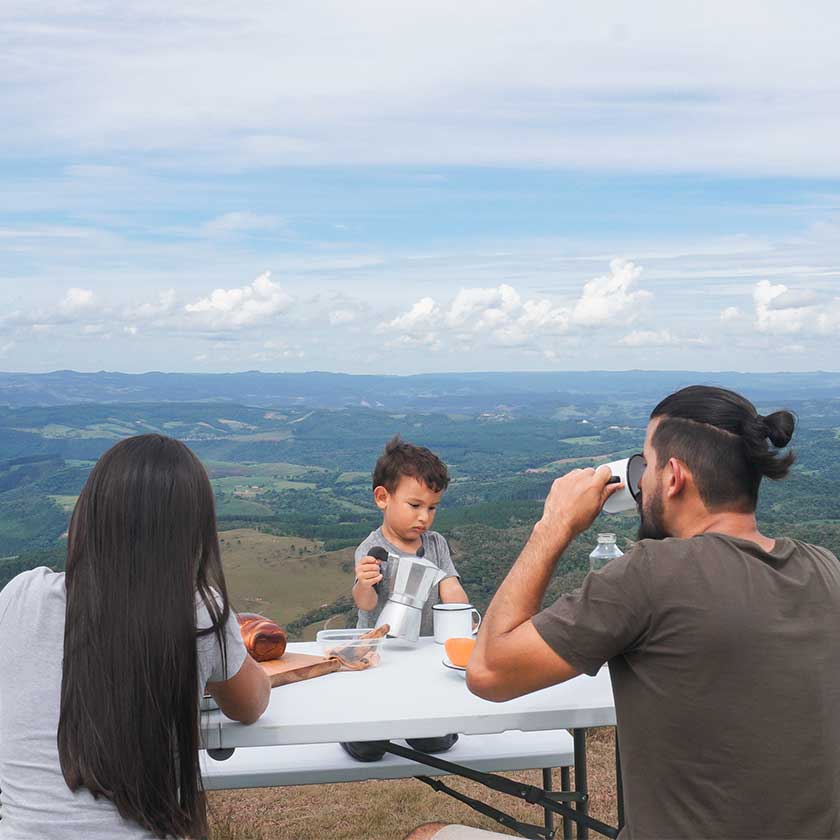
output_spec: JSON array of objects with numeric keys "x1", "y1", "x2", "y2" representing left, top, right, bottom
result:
[{"x1": 762, "y1": 410, "x2": 796, "y2": 449}]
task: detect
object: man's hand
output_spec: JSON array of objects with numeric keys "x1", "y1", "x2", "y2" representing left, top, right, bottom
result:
[
  {"x1": 354, "y1": 555, "x2": 383, "y2": 589},
  {"x1": 537, "y1": 465, "x2": 622, "y2": 548}
]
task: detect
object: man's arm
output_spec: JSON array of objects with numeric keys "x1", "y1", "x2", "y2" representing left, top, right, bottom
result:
[{"x1": 467, "y1": 466, "x2": 620, "y2": 702}]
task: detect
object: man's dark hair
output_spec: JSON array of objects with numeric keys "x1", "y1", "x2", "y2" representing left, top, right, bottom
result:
[
  {"x1": 372, "y1": 435, "x2": 450, "y2": 493},
  {"x1": 649, "y1": 385, "x2": 796, "y2": 512}
]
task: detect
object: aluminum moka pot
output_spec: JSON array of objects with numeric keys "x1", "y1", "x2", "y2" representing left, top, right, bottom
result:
[{"x1": 374, "y1": 551, "x2": 446, "y2": 642}]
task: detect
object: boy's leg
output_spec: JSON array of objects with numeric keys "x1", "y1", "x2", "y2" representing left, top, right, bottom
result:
[
  {"x1": 339, "y1": 740, "x2": 390, "y2": 762},
  {"x1": 405, "y1": 733, "x2": 459, "y2": 753}
]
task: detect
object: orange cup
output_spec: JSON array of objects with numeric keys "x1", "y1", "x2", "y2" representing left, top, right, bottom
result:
[{"x1": 444, "y1": 636, "x2": 476, "y2": 668}]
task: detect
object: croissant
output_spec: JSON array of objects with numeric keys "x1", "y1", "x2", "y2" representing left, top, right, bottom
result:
[{"x1": 237, "y1": 612, "x2": 287, "y2": 661}]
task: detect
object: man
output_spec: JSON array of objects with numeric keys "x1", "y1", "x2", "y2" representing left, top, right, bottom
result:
[{"x1": 406, "y1": 385, "x2": 840, "y2": 839}]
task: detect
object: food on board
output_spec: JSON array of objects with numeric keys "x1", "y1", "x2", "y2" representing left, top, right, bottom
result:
[
  {"x1": 237, "y1": 612, "x2": 288, "y2": 661},
  {"x1": 444, "y1": 636, "x2": 475, "y2": 668}
]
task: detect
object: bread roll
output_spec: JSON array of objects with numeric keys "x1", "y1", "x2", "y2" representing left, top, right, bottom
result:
[{"x1": 237, "y1": 612, "x2": 287, "y2": 661}]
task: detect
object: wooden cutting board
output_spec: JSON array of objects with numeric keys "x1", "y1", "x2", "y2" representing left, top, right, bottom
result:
[{"x1": 258, "y1": 652, "x2": 341, "y2": 687}]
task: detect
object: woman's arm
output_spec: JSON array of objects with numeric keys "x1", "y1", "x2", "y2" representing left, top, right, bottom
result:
[{"x1": 206, "y1": 655, "x2": 271, "y2": 724}]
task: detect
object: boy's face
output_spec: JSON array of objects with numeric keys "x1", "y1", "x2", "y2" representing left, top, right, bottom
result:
[{"x1": 374, "y1": 475, "x2": 443, "y2": 543}]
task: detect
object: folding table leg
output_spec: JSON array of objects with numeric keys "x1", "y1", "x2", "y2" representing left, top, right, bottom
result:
[
  {"x1": 573, "y1": 729, "x2": 589, "y2": 840},
  {"x1": 560, "y1": 766, "x2": 572, "y2": 840},
  {"x1": 542, "y1": 768, "x2": 555, "y2": 838},
  {"x1": 615, "y1": 731, "x2": 625, "y2": 830}
]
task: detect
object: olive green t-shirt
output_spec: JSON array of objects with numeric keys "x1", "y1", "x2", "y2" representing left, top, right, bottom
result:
[{"x1": 532, "y1": 533, "x2": 840, "y2": 839}]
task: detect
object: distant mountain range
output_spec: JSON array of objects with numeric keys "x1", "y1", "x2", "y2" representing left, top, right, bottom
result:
[{"x1": 1, "y1": 370, "x2": 837, "y2": 413}]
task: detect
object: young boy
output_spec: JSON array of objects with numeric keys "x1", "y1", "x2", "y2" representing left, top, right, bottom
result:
[{"x1": 353, "y1": 436, "x2": 469, "y2": 636}]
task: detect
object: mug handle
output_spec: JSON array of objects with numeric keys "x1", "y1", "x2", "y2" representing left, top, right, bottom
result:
[{"x1": 471, "y1": 609, "x2": 482, "y2": 635}]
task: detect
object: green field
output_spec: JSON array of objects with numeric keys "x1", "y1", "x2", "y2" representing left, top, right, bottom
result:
[
  {"x1": 47, "y1": 495, "x2": 78, "y2": 513},
  {"x1": 219, "y1": 528, "x2": 356, "y2": 631}
]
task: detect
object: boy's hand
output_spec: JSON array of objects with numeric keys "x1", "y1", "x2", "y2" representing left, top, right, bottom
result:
[{"x1": 355, "y1": 555, "x2": 383, "y2": 589}]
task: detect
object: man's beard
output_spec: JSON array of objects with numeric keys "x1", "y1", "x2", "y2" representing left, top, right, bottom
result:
[{"x1": 636, "y1": 485, "x2": 670, "y2": 541}]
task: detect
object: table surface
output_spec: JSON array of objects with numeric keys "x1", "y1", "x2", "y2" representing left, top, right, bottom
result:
[{"x1": 201, "y1": 638, "x2": 616, "y2": 751}]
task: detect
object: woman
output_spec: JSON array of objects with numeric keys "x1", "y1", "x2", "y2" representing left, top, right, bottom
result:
[{"x1": 0, "y1": 434, "x2": 270, "y2": 838}]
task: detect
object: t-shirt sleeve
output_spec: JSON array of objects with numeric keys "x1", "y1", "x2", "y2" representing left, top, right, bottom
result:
[
  {"x1": 0, "y1": 568, "x2": 44, "y2": 626},
  {"x1": 197, "y1": 598, "x2": 249, "y2": 684},
  {"x1": 532, "y1": 544, "x2": 651, "y2": 677},
  {"x1": 0, "y1": 570, "x2": 26, "y2": 625},
  {"x1": 434, "y1": 534, "x2": 459, "y2": 579}
]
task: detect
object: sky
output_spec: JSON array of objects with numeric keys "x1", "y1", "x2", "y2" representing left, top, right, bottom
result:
[{"x1": 2, "y1": 1, "x2": 839, "y2": 375}]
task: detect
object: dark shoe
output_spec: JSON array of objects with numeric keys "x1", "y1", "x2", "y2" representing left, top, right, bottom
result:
[
  {"x1": 340, "y1": 740, "x2": 391, "y2": 762},
  {"x1": 405, "y1": 733, "x2": 459, "y2": 753}
]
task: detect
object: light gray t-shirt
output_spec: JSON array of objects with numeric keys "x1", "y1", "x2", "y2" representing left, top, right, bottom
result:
[
  {"x1": 0, "y1": 567, "x2": 247, "y2": 840},
  {"x1": 355, "y1": 527, "x2": 459, "y2": 636}
]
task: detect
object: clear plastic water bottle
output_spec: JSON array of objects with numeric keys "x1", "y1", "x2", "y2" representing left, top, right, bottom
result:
[{"x1": 589, "y1": 533, "x2": 624, "y2": 571}]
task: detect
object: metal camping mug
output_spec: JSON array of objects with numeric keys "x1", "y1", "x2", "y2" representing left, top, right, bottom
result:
[{"x1": 601, "y1": 454, "x2": 645, "y2": 514}]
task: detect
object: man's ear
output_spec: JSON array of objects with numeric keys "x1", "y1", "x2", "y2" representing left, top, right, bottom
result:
[
  {"x1": 666, "y1": 458, "x2": 689, "y2": 498},
  {"x1": 373, "y1": 485, "x2": 390, "y2": 510}
]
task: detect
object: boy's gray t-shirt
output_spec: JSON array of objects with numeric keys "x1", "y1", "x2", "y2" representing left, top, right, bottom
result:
[
  {"x1": 0, "y1": 567, "x2": 247, "y2": 840},
  {"x1": 355, "y1": 527, "x2": 459, "y2": 636}
]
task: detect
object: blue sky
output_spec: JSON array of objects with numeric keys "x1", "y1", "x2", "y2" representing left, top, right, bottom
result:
[{"x1": 2, "y1": 2, "x2": 839, "y2": 374}]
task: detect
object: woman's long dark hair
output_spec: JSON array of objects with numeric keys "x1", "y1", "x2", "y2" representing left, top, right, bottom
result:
[{"x1": 58, "y1": 434, "x2": 230, "y2": 838}]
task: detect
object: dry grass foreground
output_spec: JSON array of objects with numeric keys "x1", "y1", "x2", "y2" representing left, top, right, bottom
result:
[{"x1": 208, "y1": 728, "x2": 618, "y2": 840}]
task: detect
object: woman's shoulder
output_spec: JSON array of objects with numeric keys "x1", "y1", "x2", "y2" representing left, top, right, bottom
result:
[
  {"x1": 1, "y1": 565, "x2": 63, "y2": 596},
  {"x1": 0, "y1": 566, "x2": 64, "y2": 622}
]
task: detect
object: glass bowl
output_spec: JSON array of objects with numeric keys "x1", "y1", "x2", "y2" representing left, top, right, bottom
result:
[{"x1": 316, "y1": 628, "x2": 386, "y2": 668}]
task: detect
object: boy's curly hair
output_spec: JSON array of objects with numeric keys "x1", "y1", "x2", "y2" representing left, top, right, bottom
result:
[{"x1": 372, "y1": 436, "x2": 450, "y2": 493}]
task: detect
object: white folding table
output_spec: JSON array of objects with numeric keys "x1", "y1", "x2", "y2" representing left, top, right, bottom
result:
[{"x1": 201, "y1": 639, "x2": 620, "y2": 839}]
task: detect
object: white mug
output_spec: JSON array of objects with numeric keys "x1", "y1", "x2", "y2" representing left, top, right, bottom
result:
[
  {"x1": 433, "y1": 603, "x2": 482, "y2": 644},
  {"x1": 601, "y1": 454, "x2": 645, "y2": 514}
]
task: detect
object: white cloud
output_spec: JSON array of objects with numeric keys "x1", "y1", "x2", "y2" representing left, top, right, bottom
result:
[
  {"x1": 383, "y1": 260, "x2": 653, "y2": 352},
  {"x1": 126, "y1": 289, "x2": 177, "y2": 322},
  {"x1": 60, "y1": 287, "x2": 95, "y2": 313},
  {"x1": 572, "y1": 259, "x2": 651, "y2": 326},
  {"x1": 202, "y1": 212, "x2": 285, "y2": 236},
  {"x1": 328, "y1": 309, "x2": 357, "y2": 326},
  {"x1": 251, "y1": 340, "x2": 304, "y2": 362},
  {"x1": 620, "y1": 329, "x2": 677, "y2": 348},
  {"x1": 382, "y1": 297, "x2": 441, "y2": 345},
  {"x1": 752, "y1": 279, "x2": 840, "y2": 336},
  {"x1": 446, "y1": 285, "x2": 521, "y2": 329},
  {"x1": 3, "y1": 5, "x2": 840, "y2": 175},
  {"x1": 764, "y1": 288, "x2": 819, "y2": 311},
  {"x1": 720, "y1": 306, "x2": 741, "y2": 321},
  {"x1": 753, "y1": 280, "x2": 811, "y2": 334},
  {"x1": 0, "y1": 341, "x2": 14, "y2": 357},
  {"x1": 184, "y1": 271, "x2": 292, "y2": 328}
]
